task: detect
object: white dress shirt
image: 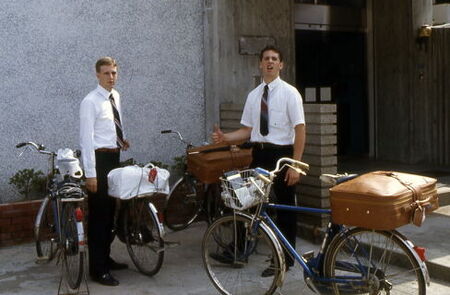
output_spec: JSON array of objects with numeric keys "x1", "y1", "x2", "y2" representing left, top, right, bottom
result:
[
  {"x1": 241, "y1": 77, "x2": 305, "y2": 145},
  {"x1": 80, "y1": 85, "x2": 124, "y2": 178}
]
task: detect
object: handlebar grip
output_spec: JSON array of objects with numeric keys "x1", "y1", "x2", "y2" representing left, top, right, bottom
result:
[
  {"x1": 16, "y1": 142, "x2": 27, "y2": 148},
  {"x1": 161, "y1": 130, "x2": 172, "y2": 134}
]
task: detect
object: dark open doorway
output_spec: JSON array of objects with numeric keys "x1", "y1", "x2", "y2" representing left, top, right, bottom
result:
[{"x1": 295, "y1": 30, "x2": 368, "y2": 156}]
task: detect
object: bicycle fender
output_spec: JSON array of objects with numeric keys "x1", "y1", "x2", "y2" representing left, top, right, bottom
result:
[
  {"x1": 148, "y1": 202, "x2": 165, "y2": 238},
  {"x1": 390, "y1": 229, "x2": 431, "y2": 286},
  {"x1": 34, "y1": 197, "x2": 50, "y2": 239}
]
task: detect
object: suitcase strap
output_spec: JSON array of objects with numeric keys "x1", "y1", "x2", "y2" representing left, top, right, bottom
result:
[{"x1": 384, "y1": 172, "x2": 424, "y2": 207}]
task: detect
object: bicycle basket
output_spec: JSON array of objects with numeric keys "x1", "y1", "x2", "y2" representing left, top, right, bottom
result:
[{"x1": 220, "y1": 169, "x2": 265, "y2": 210}]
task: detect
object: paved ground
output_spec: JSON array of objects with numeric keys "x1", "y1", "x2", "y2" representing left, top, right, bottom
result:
[
  {"x1": 1, "y1": 217, "x2": 450, "y2": 295},
  {"x1": 2, "y1": 157, "x2": 450, "y2": 294}
]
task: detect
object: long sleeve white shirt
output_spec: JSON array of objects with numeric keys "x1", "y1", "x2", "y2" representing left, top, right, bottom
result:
[{"x1": 79, "y1": 85, "x2": 124, "y2": 178}]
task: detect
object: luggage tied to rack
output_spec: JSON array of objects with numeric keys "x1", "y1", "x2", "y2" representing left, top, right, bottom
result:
[
  {"x1": 107, "y1": 165, "x2": 170, "y2": 199},
  {"x1": 329, "y1": 171, "x2": 439, "y2": 230}
]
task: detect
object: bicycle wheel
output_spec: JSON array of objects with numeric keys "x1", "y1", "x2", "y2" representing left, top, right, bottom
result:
[
  {"x1": 124, "y1": 198, "x2": 164, "y2": 276},
  {"x1": 164, "y1": 176, "x2": 201, "y2": 231},
  {"x1": 35, "y1": 197, "x2": 58, "y2": 263},
  {"x1": 205, "y1": 183, "x2": 227, "y2": 225},
  {"x1": 324, "y1": 228, "x2": 426, "y2": 295},
  {"x1": 202, "y1": 213, "x2": 285, "y2": 295},
  {"x1": 61, "y1": 202, "x2": 84, "y2": 290}
]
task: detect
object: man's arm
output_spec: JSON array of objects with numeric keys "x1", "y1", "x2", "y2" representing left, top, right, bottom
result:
[
  {"x1": 80, "y1": 99, "x2": 97, "y2": 192},
  {"x1": 285, "y1": 123, "x2": 306, "y2": 186},
  {"x1": 212, "y1": 126, "x2": 252, "y2": 144}
]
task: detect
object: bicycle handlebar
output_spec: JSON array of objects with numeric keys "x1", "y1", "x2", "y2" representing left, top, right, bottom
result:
[
  {"x1": 16, "y1": 141, "x2": 55, "y2": 156},
  {"x1": 255, "y1": 157, "x2": 309, "y2": 183}
]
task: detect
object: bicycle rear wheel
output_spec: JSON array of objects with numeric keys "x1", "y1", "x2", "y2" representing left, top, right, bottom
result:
[
  {"x1": 61, "y1": 202, "x2": 84, "y2": 290},
  {"x1": 124, "y1": 198, "x2": 164, "y2": 276},
  {"x1": 35, "y1": 197, "x2": 58, "y2": 263},
  {"x1": 164, "y1": 176, "x2": 201, "y2": 231},
  {"x1": 324, "y1": 228, "x2": 426, "y2": 295},
  {"x1": 202, "y1": 213, "x2": 284, "y2": 295}
]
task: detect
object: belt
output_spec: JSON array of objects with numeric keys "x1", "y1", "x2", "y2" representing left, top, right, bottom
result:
[
  {"x1": 252, "y1": 142, "x2": 293, "y2": 150},
  {"x1": 95, "y1": 147, "x2": 120, "y2": 153}
]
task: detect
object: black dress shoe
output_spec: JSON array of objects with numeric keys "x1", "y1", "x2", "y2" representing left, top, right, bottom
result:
[
  {"x1": 209, "y1": 252, "x2": 246, "y2": 268},
  {"x1": 91, "y1": 272, "x2": 119, "y2": 286},
  {"x1": 109, "y1": 260, "x2": 128, "y2": 270}
]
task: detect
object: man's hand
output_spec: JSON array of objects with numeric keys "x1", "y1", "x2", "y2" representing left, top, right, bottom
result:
[
  {"x1": 86, "y1": 177, "x2": 98, "y2": 193},
  {"x1": 122, "y1": 140, "x2": 130, "y2": 151},
  {"x1": 285, "y1": 168, "x2": 301, "y2": 186},
  {"x1": 211, "y1": 124, "x2": 225, "y2": 144}
]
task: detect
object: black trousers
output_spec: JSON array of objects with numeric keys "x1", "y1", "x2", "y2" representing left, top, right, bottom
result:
[
  {"x1": 251, "y1": 145, "x2": 296, "y2": 267},
  {"x1": 88, "y1": 150, "x2": 120, "y2": 276}
]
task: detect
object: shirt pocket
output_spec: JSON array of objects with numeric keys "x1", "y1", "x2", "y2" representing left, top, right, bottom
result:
[{"x1": 270, "y1": 109, "x2": 289, "y2": 128}]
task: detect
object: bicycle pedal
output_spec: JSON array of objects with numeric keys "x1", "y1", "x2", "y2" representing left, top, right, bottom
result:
[{"x1": 302, "y1": 250, "x2": 314, "y2": 261}]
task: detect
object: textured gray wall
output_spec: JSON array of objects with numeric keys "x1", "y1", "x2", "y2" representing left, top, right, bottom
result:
[{"x1": 1, "y1": 0, "x2": 205, "y2": 202}]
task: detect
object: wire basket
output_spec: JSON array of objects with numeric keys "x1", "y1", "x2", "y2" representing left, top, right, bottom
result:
[{"x1": 220, "y1": 169, "x2": 267, "y2": 210}]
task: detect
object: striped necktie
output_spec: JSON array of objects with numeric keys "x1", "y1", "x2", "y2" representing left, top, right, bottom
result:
[
  {"x1": 260, "y1": 85, "x2": 269, "y2": 136},
  {"x1": 109, "y1": 94, "x2": 125, "y2": 149}
]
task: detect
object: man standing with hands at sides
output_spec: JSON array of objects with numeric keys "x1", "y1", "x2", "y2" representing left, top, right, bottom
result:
[
  {"x1": 80, "y1": 57, "x2": 130, "y2": 286},
  {"x1": 212, "y1": 45, "x2": 306, "y2": 277}
]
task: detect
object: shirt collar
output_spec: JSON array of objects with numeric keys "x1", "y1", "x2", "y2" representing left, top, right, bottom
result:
[
  {"x1": 96, "y1": 84, "x2": 113, "y2": 100},
  {"x1": 263, "y1": 76, "x2": 281, "y2": 91}
]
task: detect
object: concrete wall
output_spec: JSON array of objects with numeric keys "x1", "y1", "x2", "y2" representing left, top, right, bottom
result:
[
  {"x1": 204, "y1": 0, "x2": 295, "y2": 133},
  {"x1": 0, "y1": 0, "x2": 205, "y2": 202}
]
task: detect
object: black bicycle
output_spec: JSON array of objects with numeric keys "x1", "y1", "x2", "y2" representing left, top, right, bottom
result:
[{"x1": 16, "y1": 142, "x2": 86, "y2": 290}]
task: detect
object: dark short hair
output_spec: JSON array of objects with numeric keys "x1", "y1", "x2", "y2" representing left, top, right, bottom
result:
[
  {"x1": 259, "y1": 45, "x2": 283, "y2": 62},
  {"x1": 95, "y1": 57, "x2": 117, "y2": 73}
]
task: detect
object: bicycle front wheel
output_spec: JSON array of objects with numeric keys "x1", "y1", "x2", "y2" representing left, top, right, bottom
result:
[
  {"x1": 324, "y1": 228, "x2": 426, "y2": 295},
  {"x1": 202, "y1": 214, "x2": 284, "y2": 295},
  {"x1": 164, "y1": 176, "x2": 200, "y2": 231},
  {"x1": 35, "y1": 197, "x2": 58, "y2": 263},
  {"x1": 61, "y1": 202, "x2": 84, "y2": 290},
  {"x1": 124, "y1": 199, "x2": 164, "y2": 276}
]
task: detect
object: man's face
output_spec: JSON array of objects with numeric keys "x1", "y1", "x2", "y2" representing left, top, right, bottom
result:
[
  {"x1": 259, "y1": 50, "x2": 283, "y2": 82},
  {"x1": 96, "y1": 64, "x2": 117, "y2": 91}
]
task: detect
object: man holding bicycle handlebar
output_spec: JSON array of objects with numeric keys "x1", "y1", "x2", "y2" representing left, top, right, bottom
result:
[
  {"x1": 80, "y1": 57, "x2": 130, "y2": 286},
  {"x1": 212, "y1": 45, "x2": 306, "y2": 277}
]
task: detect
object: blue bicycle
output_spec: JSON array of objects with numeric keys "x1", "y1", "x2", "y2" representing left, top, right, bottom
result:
[{"x1": 202, "y1": 157, "x2": 429, "y2": 295}]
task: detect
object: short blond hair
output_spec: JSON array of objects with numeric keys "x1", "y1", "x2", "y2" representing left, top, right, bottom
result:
[{"x1": 95, "y1": 57, "x2": 117, "y2": 73}]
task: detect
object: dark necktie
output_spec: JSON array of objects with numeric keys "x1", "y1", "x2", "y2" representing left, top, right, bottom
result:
[
  {"x1": 260, "y1": 85, "x2": 269, "y2": 136},
  {"x1": 109, "y1": 94, "x2": 125, "y2": 148}
]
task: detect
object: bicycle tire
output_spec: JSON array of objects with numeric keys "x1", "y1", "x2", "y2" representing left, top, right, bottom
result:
[
  {"x1": 323, "y1": 227, "x2": 426, "y2": 295},
  {"x1": 164, "y1": 176, "x2": 201, "y2": 231},
  {"x1": 205, "y1": 183, "x2": 227, "y2": 225},
  {"x1": 61, "y1": 202, "x2": 84, "y2": 290},
  {"x1": 124, "y1": 198, "x2": 164, "y2": 276},
  {"x1": 202, "y1": 213, "x2": 285, "y2": 295},
  {"x1": 35, "y1": 196, "x2": 58, "y2": 263}
]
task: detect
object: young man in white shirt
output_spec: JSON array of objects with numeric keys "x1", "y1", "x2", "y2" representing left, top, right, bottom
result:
[
  {"x1": 212, "y1": 45, "x2": 306, "y2": 276},
  {"x1": 80, "y1": 57, "x2": 130, "y2": 286}
]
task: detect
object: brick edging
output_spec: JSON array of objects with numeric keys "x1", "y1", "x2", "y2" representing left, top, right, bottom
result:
[{"x1": 0, "y1": 199, "x2": 43, "y2": 247}]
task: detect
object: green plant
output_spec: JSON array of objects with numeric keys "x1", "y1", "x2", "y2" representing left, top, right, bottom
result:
[{"x1": 9, "y1": 168, "x2": 47, "y2": 200}]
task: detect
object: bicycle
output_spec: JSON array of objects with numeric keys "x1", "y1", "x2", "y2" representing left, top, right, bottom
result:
[
  {"x1": 16, "y1": 142, "x2": 86, "y2": 290},
  {"x1": 161, "y1": 130, "x2": 232, "y2": 231},
  {"x1": 202, "y1": 157, "x2": 429, "y2": 295},
  {"x1": 108, "y1": 162, "x2": 167, "y2": 276}
]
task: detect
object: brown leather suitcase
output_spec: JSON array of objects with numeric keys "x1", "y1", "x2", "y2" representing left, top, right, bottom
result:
[
  {"x1": 186, "y1": 142, "x2": 252, "y2": 184},
  {"x1": 329, "y1": 171, "x2": 439, "y2": 230}
]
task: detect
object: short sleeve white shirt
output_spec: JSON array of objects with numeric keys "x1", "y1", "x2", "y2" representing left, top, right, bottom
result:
[{"x1": 240, "y1": 77, "x2": 305, "y2": 145}]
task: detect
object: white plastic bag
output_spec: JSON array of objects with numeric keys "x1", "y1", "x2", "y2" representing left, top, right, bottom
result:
[
  {"x1": 57, "y1": 148, "x2": 83, "y2": 178},
  {"x1": 108, "y1": 165, "x2": 170, "y2": 200}
]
